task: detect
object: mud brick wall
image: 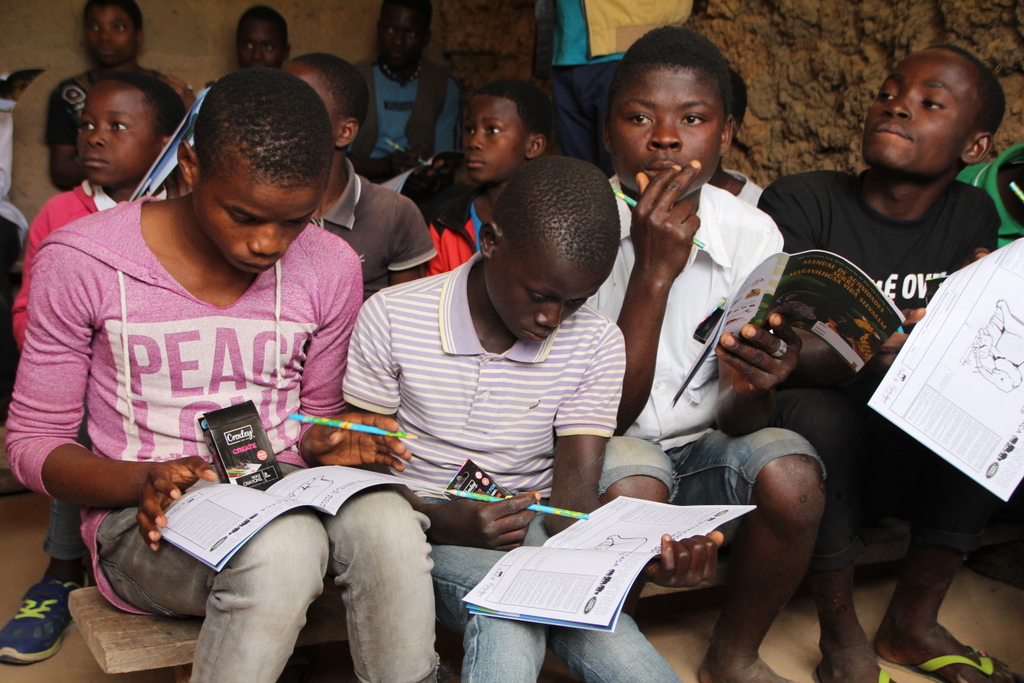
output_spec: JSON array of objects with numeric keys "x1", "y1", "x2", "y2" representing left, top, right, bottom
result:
[{"x1": 437, "y1": 0, "x2": 1024, "y2": 188}]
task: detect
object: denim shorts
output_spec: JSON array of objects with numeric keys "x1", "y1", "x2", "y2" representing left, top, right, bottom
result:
[{"x1": 598, "y1": 428, "x2": 822, "y2": 506}]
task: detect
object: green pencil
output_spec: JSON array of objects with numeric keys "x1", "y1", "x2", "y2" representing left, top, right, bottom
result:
[
  {"x1": 1010, "y1": 181, "x2": 1024, "y2": 206},
  {"x1": 613, "y1": 189, "x2": 706, "y2": 250},
  {"x1": 384, "y1": 138, "x2": 427, "y2": 165},
  {"x1": 447, "y1": 489, "x2": 590, "y2": 519},
  {"x1": 288, "y1": 413, "x2": 417, "y2": 439}
]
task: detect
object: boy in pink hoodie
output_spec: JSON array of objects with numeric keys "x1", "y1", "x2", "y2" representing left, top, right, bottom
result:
[
  {"x1": 1, "y1": 71, "x2": 184, "y2": 665},
  {"x1": 6, "y1": 68, "x2": 437, "y2": 682}
]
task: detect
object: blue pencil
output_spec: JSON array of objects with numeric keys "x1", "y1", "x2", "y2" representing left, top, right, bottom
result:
[
  {"x1": 288, "y1": 413, "x2": 417, "y2": 439},
  {"x1": 447, "y1": 489, "x2": 590, "y2": 520}
]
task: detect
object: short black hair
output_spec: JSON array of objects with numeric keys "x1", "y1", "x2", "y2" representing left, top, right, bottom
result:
[
  {"x1": 290, "y1": 53, "x2": 369, "y2": 125},
  {"x1": 194, "y1": 68, "x2": 332, "y2": 189},
  {"x1": 608, "y1": 26, "x2": 732, "y2": 119},
  {"x1": 927, "y1": 45, "x2": 1004, "y2": 134},
  {"x1": 84, "y1": 0, "x2": 142, "y2": 31},
  {"x1": 494, "y1": 156, "x2": 619, "y2": 272},
  {"x1": 94, "y1": 71, "x2": 186, "y2": 137},
  {"x1": 237, "y1": 5, "x2": 288, "y2": 45},
  {"x1": 476, "y1": 79, "x2": 552, "y2": 137},
  {"x1": 728, "y1": 68, "x2": 747, "y2": 125},
  {"x1": 381, "y1": 0, "x2": 432, "y2": 29}
]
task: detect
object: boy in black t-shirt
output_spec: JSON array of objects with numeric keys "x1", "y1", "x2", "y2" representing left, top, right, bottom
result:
[
  {"x1": 46, "y1": 0, "x2": 192, "y2": 190},
  {"x1": 760, "y1": 47, "x2": 1018, "y2": 683}
]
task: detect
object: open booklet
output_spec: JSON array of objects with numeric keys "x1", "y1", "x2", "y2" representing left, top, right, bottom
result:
[
  {"x1": 675, "y1": 250, "x2": 905, "y2": 403},
  {"x1": 378, "y1": 150, "x2": 463, "y2": 194},
  {"x1": 462, "y1": 496, "x2": 753, "y2": 632},
  {"x1": 0, "y1": 69, "x2": 45, "y2": 112},
  {"x1": 160, "y1": 466, "x2": 406, "y2": 570},
  {"x1": 130, "y1": 87, "x2": 208, "y2": 200},
  {"x1": 869, "y1": 238, "x2": 1024, "y2": 501}
]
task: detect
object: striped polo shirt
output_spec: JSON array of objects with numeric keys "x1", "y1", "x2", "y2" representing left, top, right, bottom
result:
[{"x1": 344, "y1": 253, "x2": 626, "y2": 497}]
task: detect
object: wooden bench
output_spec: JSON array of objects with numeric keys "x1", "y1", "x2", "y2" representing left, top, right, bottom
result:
[
  {"x1": 69, "y1": 578, "x2": 347, "y2": 681},
  {"x1": 69, "y1": 520, "x2": 1024, "y2": 678}
]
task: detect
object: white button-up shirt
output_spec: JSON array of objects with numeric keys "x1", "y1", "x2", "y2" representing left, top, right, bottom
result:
[{"x1": 590, "y1": 179, "x2": 783, "y2": 450}]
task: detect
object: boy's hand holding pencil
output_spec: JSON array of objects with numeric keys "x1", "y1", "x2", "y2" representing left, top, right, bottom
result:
[
  {"x1": 423, "y1": 491, "x2": 540, "y2": 551},
  {"x1": 296, "y1": 412, "x2": 414, "y2": 471}
]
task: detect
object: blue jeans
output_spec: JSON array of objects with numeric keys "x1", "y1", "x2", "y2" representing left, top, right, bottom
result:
[
  {"x1": 43, "y1": 498, "x2": 87, "y2": 561},
  {"x1": 429, "y1": 511, "x2": 682, "y2": 683},
  {"x1": 600, "y1": 430, "x2": 821, "y2": 541},
  {"x1": 601, "y1": 429, "x2": 821, "y2": 506},
  {"x1": 43, "y1": 416, "x2": 90, "y2": 561}
]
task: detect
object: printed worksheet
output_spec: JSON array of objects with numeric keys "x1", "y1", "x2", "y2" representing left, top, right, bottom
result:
[
  {"x1": 463, "y1": 497, "x2": 753, "y2": 631},
  {"x1": 869, "y1": 239, "x2": 1024, "y2": 501},
  {"x1": 160, "y1": 466, "x2": 406, "y2": 570}
]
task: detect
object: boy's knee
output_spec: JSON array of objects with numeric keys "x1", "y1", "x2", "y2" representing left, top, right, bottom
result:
[
  {"x1": 220, "y1": 510, "x2": 328, "y2": 609},
  {"x1": 753, "y1": 453, "x2": 825, "y2": 523},
  {"x1": 599, "y1": 436, "x2": 674, "y2": 500},
  {"x1": 326, "y1": 488, "x2": 431, "y2": 570},
  {"x1": 236, "y1": 509, "x2": 328, "y2": 572}
]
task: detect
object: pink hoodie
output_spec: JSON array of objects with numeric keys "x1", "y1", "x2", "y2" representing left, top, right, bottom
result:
[
  {"x1": 12, "y1": 184, "x2": 101, "y2": 347},
  {"x1": 6, "y1": 200, "x2": 363, "y2": 613}
]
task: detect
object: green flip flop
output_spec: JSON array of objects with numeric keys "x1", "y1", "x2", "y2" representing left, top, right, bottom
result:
[{"x1": 886, "y1": 646, "x2": 1024, "y2": 683}]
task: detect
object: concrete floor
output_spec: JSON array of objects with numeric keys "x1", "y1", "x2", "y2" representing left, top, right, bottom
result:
[{"x1": 2, "y1": 489, "x2": 1023, "y2": 683}]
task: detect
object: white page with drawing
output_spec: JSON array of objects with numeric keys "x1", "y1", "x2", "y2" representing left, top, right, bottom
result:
[
  {"x1": 462, "y1": 497, "x2": 753, "y2": 631},
  {"x1": 160, "y1": 466, "x2": 406, "y2": 570},
  {"x1": 869, "y1": 238, "x2": 1024, "y2": 501}
]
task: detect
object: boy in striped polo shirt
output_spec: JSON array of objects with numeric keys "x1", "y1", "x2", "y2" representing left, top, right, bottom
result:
[{"x1": 344, "y1": 156, "x2": 720, "y2": 682}]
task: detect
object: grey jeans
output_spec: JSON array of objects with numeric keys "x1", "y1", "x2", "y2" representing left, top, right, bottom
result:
[{"x1": 96, "y1": 477, "x2": 437, "y2": 683}]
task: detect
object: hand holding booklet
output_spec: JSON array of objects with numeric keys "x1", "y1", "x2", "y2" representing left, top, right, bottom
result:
[
  {"x1": 869, "y1": 238, "x2": 1024, "y2": 501},
  {"x1": 159, "y1": 466, "x2": 406, "y2": 570},
  {"x1": 675, "y1": 250, "x2": 905, "y2": 404},
  {"x1": 462, "y1": 496, "x2": 753, "y2": 632}
]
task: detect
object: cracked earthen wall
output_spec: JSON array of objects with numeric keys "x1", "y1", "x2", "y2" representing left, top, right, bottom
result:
[
  {"x1": 438, "y1": 0, "x2": 1024, "y2": 187},
  {"x1": 5, "y1": 0, "x2": 1023, "y2": 219}
]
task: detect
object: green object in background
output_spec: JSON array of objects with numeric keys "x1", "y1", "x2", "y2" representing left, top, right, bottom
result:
[{"x1": 957, "y1": 142, "x2": 1024, "y2": 248}]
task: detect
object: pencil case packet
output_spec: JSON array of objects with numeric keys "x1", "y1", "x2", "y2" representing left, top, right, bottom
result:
[
  {"x1": 445, "y1": 459, "x2": 512, "y2": 497},
  {"x1": 199, "y1": 401, "x2": 283, "y2": 491}
]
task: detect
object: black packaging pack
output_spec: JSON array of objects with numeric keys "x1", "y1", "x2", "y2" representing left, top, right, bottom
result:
[
  {"x1": 199, "y1": 401, "x2": 282, "y2": 490},
  {"x1": 445, "y1": 459, "x2": 512, "y2": 497}
]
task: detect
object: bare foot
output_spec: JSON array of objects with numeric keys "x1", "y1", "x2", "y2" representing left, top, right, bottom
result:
[
  {"x1": 876, "y1": 620, "x2": 1022, "y2": 683},
  {"x1": 698, "y1": 655, "x2": 792, "y2": 683},
  {"x1": 815, "y1": 643, "x2": 893, "y2": 683}
]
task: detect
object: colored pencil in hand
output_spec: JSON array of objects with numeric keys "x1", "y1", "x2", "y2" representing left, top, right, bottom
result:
[
  {"x1": 288, "y1": 413, "x2": 418, "y2": 439},
  {"x1": 613, "y1": 189, "x2": 706, "y2": 250},
  {"x1": 447, "y1": 489, "x2": 589, "y2": 520}
]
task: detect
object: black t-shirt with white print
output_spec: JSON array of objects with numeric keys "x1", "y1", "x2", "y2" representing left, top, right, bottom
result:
[{"x1": 759, "y1": 170, "x2": 998, "y2": 311}]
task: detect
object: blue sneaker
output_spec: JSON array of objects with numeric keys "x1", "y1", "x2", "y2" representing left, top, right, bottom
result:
[{"x1": 0, "y1": 577, "x2": 80, "y2": 664}]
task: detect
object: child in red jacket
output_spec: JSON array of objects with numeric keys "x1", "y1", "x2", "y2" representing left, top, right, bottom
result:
[{"x1": 426, "y1": 79, "x2": 550, "y2": 276}]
